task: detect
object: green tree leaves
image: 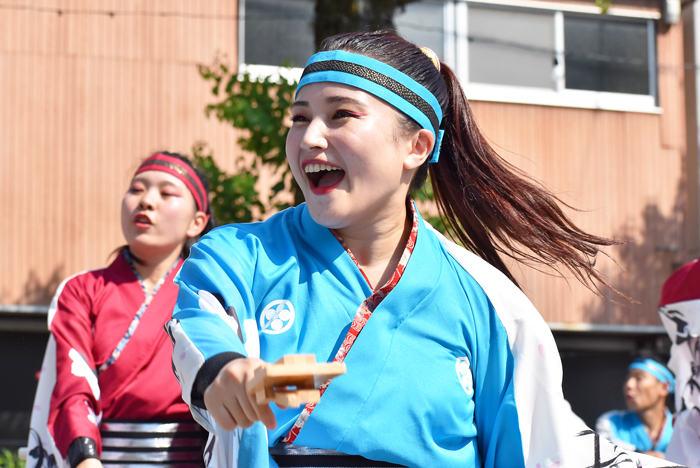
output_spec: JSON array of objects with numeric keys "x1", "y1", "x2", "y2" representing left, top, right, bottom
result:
[{"x1": 195, "y1": 58, "x2": 303, "y2": 224}]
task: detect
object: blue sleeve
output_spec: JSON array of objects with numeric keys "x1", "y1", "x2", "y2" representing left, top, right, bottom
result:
[
  {"x1": 166, "y1": 227, "x2": 263, "y2": 410},
  {"x1": 173, "y1": 228, "x2": 257, "y2": 359},
  {"x1": 166, "y1": 226, "x2": 274, "y2": 465},
  {"x1": 173, "y1": 227, "x2": 266, "y2": 360}
]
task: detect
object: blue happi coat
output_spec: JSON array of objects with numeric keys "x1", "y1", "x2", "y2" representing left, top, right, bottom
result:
[
  {"x1": 596, "y1": 408, "x2": 673, "y2": 454},
  {"x1": 166, "y1": 203, "x2": 675, "y2": 468}
]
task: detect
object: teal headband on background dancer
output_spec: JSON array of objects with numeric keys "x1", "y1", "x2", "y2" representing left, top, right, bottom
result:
[
  {"x1": 296, "y1": 50, "x2": 445, "y2": 163},
  {"x1": 629, "y1": 358, "x2": 675, "y2": 393}
]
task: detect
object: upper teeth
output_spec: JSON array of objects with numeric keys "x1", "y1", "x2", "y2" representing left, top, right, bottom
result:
[{"x1": 305, "y1": 163, "x2": 341, "y2": 173}]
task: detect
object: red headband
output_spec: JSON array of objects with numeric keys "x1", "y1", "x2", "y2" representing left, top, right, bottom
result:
[{"x1": 135, "y1": 153, "x2": 208, "y2": 213}]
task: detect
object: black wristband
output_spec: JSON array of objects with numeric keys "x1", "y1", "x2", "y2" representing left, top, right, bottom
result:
[
  {"x1": 67, "y1": 437, "x2": 98, "y2": 468},
  {"x1": 191, "y1": 351, "x2": 245, "y2": 409}
]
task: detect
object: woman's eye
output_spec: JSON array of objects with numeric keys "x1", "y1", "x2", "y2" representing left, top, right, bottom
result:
[
  {"x1": 291, "y1": 114, "x2": 309, "y2": 123},
  {"x1": 128, "y1": 186, "x2": 143, "y2": 193},
  {"x1": 333, "y1": 110, "x2": 363, "y2": 119}
]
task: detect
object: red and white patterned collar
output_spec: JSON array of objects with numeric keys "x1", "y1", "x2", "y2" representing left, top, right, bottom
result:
[
  {"x1": 329, "y1": 199, "x2": 419, "y2": 292},
  {"x1": 283, "y1": 200, "x2": 420, "y2": 444}
]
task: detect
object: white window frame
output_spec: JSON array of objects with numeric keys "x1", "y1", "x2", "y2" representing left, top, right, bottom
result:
[
  {"x1": 237, "y1": 0, "x2": 305, "y2": 84},
  {"x1": 454, "y1": 0, "x2": 661, "y2": 113},
  {"x1": 237, "y1": 0, "x2": 662, "y2": 113}
]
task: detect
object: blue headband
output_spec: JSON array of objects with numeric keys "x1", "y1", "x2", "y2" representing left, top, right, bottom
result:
[
  {"x1": 629, "y1": 358, "x2": 675, "y2": 393},
  {"x1": 296, "y1": 50, "x2": 445, "y2": 163}
]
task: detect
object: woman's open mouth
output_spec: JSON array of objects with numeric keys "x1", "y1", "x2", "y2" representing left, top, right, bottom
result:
[
  {"x1": 304, "y1": 163, "x2": 345, "y2": 195},
  {"x1": 134, "y1": 213, "x2": 152, "y2": 228}
]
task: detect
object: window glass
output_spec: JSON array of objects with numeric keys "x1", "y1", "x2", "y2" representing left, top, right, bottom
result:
[
  {"x1": 468, "y1": 6, "x2": 556, "y2": 89},
  {"x1": 395, "y1": 1, "x2": 444, "y2": 59},
  {"x1": 564, "y1": 15, "x2": 650, "y2": 95},
  {"x1": 244, "y1": 0, "x2": 315, "y2": 67},
  {"x1": 241, "y1": 1, "x2": 655, "y2": 101}
]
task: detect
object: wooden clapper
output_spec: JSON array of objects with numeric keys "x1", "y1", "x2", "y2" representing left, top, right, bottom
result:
[{"x1": 247, "y1": 354, "x2": 346, "y2": 408}]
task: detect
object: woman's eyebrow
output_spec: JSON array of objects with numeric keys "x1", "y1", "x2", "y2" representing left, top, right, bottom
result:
[
  {"x1": 290, "y1": 101, "x2": 309, "y2": 110},
  {"x1": 158, "y1": 181, "x2": 181, "y2": 190},
  {"x1": 291, "y1": 96, "x2": 369, "y2": 110},
  {"x1": 326, "y1": 95, "x2": 368, "y2": 108}
]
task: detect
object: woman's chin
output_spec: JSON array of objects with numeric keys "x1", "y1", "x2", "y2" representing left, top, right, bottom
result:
[
  {"x1": 126, "y1": 242, "x2": 154, "y2": 259},
  {"x1": 127, "y1": 239, "x2": 178, "y2": 260},
  {"x1": 305, "y1": 202, "x2": 350, "y2": 230}
]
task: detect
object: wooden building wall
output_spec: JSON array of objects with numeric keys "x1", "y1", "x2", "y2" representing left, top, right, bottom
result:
[
  {"x1": 0, "y1": 0, "x2": 243, "y2": 305},
  {"x1": 0, "y1": 0, "x2": 693, "y2": 327},
  {"x1": 469, "y1": 18, "x2": 690, "y2": 325}
]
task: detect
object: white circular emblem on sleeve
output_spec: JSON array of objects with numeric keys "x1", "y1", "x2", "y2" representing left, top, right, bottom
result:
[
  {"x1": 455, "y1": 357, "x2": 474, "y2": 396},
  {"x1": 260, "y1": 300, "x2": 295, "y2": 334}
]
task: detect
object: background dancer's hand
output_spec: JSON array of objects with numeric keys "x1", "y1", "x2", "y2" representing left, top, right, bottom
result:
[
  {"x1": 204, "y1": 357, "x2": 277, "y2": 431},
  {"x1": 77, "y1": 459, "x2": 103, "y2": 468}
]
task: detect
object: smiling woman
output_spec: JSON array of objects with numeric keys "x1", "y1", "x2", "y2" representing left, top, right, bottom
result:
[
  {"x1": 26, "y1": 153, "x2": 216, "y2": 468},
  {"x1": 166, "y1": 31, "x2": 677, "y2": 468}
]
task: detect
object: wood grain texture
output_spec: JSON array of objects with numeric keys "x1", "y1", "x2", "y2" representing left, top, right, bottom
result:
[
  {"x1": 1, "y1": 1, "x2": 692, "y2": 328},
  {"x1": 0, "y1": 0, "x2": 243, "y2": 305},
  {"x1": 247, "y1": 355, "x2": 346, "y2": 408},
  {"x1": 468, "y1": 17, "x2": 689, "y2": 325}
]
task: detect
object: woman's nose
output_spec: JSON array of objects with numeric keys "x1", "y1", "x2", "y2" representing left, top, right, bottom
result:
[
  {"x1": 300, "y1": 118, "x2": 328, "y2": 151},
  {"x1": 139, "y1": 189, "x2": 157, "y2": 209}
]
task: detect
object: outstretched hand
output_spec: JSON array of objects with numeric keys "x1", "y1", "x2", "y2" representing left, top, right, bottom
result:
[
  {"x1": 203, "y1": 357, "x2": 278, "y2": 431},
  {"x1": 76, "y1": 459, "x2": 103, "y2": 468}
]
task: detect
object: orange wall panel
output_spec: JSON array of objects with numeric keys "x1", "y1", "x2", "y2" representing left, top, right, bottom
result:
[
  {"x1": 0, "y1": 1, "x2": 691, "y2": 329},
  {"x1": 0, "y1": 0, "x2": 242, "y2": 304}
]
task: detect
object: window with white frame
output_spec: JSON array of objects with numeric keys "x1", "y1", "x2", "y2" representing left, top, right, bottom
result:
[
  {"x1": 239, "y1": 0, "x2": 659, "y2": 112},
  {"x1": 241, "y1": 0, "x2": 315, "y2": 68},
  {"x1": 467, "y1": 7, "x2": 558, "y2": 89},
  {"x1": 563, "y1": 14, "x2": 653, "y2": 95},
  {"x1": 239, "y1": 0, "x2": 444, "y2": 67}
]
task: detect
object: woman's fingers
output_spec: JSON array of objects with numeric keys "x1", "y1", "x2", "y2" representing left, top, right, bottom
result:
[
  {"x1": 251, "y1": 397, "x2": 278, "y2": 430},
  {"x1": 207, "y1": 400, "x2": 237, "y2": 431},
  {"x1": 76, "y1": 459, "x2": 103, "y2": 468},
  {"x1": 204, "y1": 357, "x2": 277, "y2": 430},
  {"x1": 234, "y1": 383, "x2": 263, "y2": 428},
  {"x1": 225, "y1": 394, "x2": 255, "y2": 428},
  {"x1": 204, "y1": 378, "x2": 238, "y2": 431}
]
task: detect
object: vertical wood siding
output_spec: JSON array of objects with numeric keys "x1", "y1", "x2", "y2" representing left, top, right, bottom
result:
[
  {"x1": 0, "y1": 1, "x2": 691, "y2": 327},
  {"x1": 468, "y1": 21, "x2": 689, "y2": 325},
  {"x1": 0, "y1": 0, "x2": 242, "y2": 304}
]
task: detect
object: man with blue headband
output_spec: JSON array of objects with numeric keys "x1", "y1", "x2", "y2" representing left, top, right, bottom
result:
[{"x1": 596, "y1": 356, "x2": 675, "y2": 459}]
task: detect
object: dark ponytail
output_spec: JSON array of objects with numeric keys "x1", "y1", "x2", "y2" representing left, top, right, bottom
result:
[
  {"x1": 430, "y1": 66, "x2": 617, "y2": 289},
  {"x1": 320, "y1": 30, "x2": 620, "y2": 293}
]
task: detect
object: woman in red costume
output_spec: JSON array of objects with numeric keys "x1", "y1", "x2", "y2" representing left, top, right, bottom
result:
[{"x1": 26, "y1": 152, "x2": 215, "y2": 468}]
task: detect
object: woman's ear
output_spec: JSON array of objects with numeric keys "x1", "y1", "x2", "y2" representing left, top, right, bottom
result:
[
  {"x1": 404, "y1": 128, "x2": 435, "y2": 170},
  {"x1": 187, "y1": 212, "x2": 209, "y2": 238},
  {"x1": 661, "y1": 381, "x2": 671, "y2": 398}
]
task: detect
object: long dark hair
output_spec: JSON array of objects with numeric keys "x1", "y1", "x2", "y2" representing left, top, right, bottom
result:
[
  {"x1": 119, "y1": 152, "x2": 216, "y2": 263},
  {"x1": 319, "y1": 30, "x2": 620, "y2": 293}
]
